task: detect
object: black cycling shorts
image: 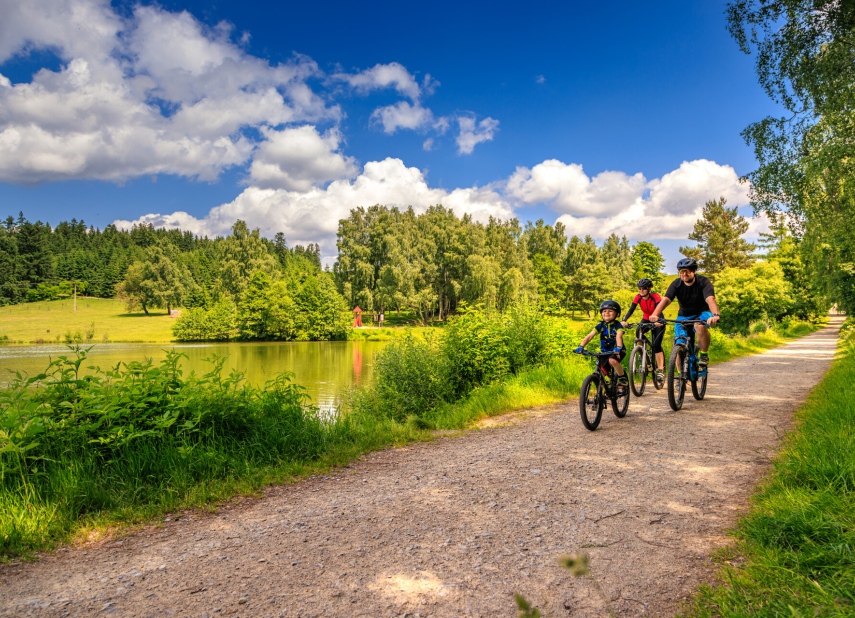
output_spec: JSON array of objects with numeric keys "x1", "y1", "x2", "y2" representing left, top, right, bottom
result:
[
  {"x1": 600, "y1": 348, "x2": 626, "y2": 372},
  {"x1": 638, "y1": 319, "x2": 665, "y2": 355}
]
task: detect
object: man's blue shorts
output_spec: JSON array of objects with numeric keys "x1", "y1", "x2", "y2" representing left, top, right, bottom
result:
[{"x1": 674, "y1": 312, "x2": 712, "y2": 339}]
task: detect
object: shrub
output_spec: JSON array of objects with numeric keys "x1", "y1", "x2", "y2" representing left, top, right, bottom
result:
[
  {"x1": 350, "y1": 334, "x2": 451, "y2": 422},
  {"x1": 0, "y1": 346, "x2": 333, "y2": 556}
]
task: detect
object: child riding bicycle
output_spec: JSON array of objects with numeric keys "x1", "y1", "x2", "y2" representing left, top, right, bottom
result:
[
  {"x1": 575, "y1": 300, "x2": 628, "y2": 389},
  {"x1": 621, "y1": 278, "x2": 666, "y2": 383}
]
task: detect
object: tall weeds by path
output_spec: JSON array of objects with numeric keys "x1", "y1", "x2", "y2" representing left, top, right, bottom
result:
[{"x1": 681, "y1": 318, "x2": 855, "y2": 618}]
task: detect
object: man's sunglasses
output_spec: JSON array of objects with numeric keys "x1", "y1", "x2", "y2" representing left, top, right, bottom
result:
[{"x1": 679, "y1": 269, "x2": 694, "y2": 275}]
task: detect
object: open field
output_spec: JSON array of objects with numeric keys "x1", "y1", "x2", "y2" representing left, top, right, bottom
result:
[{"x1": 0, "y1": 299, "x2": 176, "y2": 343}]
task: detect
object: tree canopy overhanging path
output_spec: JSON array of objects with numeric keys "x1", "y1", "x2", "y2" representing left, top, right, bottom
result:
[{"x1": 1, "y1": 319, "x2": 844, "y2": 618}]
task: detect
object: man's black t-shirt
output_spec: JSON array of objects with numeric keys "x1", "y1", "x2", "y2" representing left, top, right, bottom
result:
[{"x1": 664, "y1": 274, "x2": 715, "y2": 317}]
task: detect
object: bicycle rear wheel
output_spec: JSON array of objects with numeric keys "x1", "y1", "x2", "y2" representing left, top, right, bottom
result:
[
  {"x1": 579, "y1": 374, "x2": 604, "y2": 431},
  {"x1": 667, "y1": 343, "x2": 687, "y2": 411},
  {"x1": 629, "y1": 346, "x2": 646, "y2": 397},
  {"x1": 692, "y1": 367, "x2": 707, "y2": 400}
]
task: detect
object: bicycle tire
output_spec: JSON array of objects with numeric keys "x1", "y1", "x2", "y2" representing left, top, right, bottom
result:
[
  {"x1": 667, "y1": 343, "x2": 687, "y2": 411},
  {"x1": 692, "y1": 369, "x2": 707, "y2": 400},
  {"x1": 629, "y1": 346, "x2": 646, "y2": 397},
  {"x1": 612, "y1": 373, "x2": 630, "y2": 418},
  {"x1": 579, "y1": 373, "x2": 603, "y2": 431}
]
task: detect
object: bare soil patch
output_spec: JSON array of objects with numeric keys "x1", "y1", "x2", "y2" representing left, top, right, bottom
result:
[{"x1": 0, "y1": 319, "x2": 842, "y2": 618}]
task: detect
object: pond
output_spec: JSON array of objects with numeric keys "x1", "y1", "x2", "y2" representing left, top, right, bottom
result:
[{"x1": 0, "y1": 341, "x2": 388, "y2": 412}]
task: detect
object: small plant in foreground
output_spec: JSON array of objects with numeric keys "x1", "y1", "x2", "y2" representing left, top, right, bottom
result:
[{"x1": 515, "y1": 552, "x2": 592, "y2": 617}]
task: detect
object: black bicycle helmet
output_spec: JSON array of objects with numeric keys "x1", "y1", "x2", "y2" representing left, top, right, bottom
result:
[
  {"x1": 676, "y1": 257, "x2": 697, "y2": 271},
  {"x1": 599, "y1": 299, "x2": 621, "y2": 315},
  {"x1": 637, "y1": 278, "x2": 653, "y2": 289}
]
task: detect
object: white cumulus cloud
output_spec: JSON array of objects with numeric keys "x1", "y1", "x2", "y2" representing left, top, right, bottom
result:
[
  {"x1": 114, "y1": 157, "x2": 757, "y2": 259},
  {"x1": 333, "y1": 62, "x2": 423, "y2": 101},
  {"x1": 247, "y1": 126, "x2": 358, "y2": 191},
  {"x1": 0, "y1": 0, "x2": 337, "y2": 184},
  {"x1": 114, "y1": 158, "x2": 515, "y2": 258},
  {"x1": 456, "y1": 116, "x2": 499, "y2": 154},
  {"x1": 507, "y1": 160, "x2": 647, "y2": 217},
  {"x1": 550, "y1": 159, "x2": 752, "y2": 240},
  {"x1": 371, "y1": 101, "x2": 435, "y2": 134}
]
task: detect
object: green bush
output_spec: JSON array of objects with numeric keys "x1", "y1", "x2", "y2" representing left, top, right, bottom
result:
[
  {"x1": 442, "y1": 303, "x2": 575, "y2": 397},
  {"x1": 351, "y1": 304, "x2": 580, "y2": 421},
  {"x1": 716, "y1": 262, "x2": 793, "y2": 334},
  {"x1": 349, "y1": 334, "x2": 451, "y2": 422},
  {"x1": 0, "y1": 346, "x2": 334, "y2": 556},
  {"x1": 173, "y1": 270, "x2": 349, "y2": 342}
]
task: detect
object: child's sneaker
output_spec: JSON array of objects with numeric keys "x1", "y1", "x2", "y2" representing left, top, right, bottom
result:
[
  {"x1": 617, "y1": 375, "x2": 629, "y2": 393},
  {"x1": 656, "y1": 369, "x2": 665, "y2": 382},
  {"x1": 698, "y1": 352, "x2": 709, "y2": 367}
]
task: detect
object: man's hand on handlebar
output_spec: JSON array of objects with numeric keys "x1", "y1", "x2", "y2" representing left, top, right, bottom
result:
[
  {"x1": 574, "y1": 346, "x2": 585, "y2": 354},
  {"x1": 707, "y1": 314, "x2": 720, "y2": 327}
]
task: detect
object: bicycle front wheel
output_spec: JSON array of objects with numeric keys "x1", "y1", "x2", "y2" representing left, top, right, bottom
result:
[
  {"x1": 667, "y1": 343, "x2": 688, "y2": 411},
  {"x1": 629, "y1": 346, "x2": 646, "y2": 397},
  {"x1": 579, "y1": 374, "x2": 604, "y2": 431}
]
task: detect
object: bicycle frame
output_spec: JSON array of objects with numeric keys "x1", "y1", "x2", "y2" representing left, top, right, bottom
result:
[
  {"x1": 663, "y1": 318, "x2": 708, "y2": 381},
  {"x1": 628, "y1": 323, "x2": 657, "y2": 368}
]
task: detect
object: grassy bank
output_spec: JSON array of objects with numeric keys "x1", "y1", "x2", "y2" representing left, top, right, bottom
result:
[
  {"x1": 680, "y1": 318, "x2": 853, "y2": 618},
  {"x1": 0, "y1": 315, "x2": 824, "y2": 560},
  {"x1": 0, "y1": 298, "x2": 175, "y2": 343}
]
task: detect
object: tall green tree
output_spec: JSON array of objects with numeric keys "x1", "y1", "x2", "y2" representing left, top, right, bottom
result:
[
  {"x1": 680, "y1": 197, "x2": 756, "y2": 279},
  {"x1": 116, "y1": 240, "x2": 195, "y2": 314},
  {"x1": 631, "y1": 241, "x2": 666, "y2": 288},
  {"x1": 217, "y1": 220, "x2": 279, "y2": 297},
  {"x1": 727, "y1": 0, "x2": 855, "y2": 310}
]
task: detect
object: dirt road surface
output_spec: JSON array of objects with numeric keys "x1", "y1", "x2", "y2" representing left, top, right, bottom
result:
[{"x1": 0, "y1": 319, "x2": 842, "y2": 618}]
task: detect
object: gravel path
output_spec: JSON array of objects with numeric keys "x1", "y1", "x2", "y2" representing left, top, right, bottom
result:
[{"x1": 0, "y1": 318, "x2": 842, "y2": 618}]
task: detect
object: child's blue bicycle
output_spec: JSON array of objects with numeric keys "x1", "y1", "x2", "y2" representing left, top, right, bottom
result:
[{"x1": 659, "y1": 318, "x2": 711, "y2": 411}]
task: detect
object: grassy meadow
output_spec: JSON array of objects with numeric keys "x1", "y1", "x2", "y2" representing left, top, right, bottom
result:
[{"x1": 0, "y1": 298, "x2": 176, "y2": 343}]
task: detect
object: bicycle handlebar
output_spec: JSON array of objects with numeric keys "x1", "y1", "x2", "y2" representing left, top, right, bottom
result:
[
  {"x1": 573, "y1": 349, "x2": 621, "y2": 358},
  {"x1": 625, "y1": 322, "x2": 662, "y2": 329},
  {"x1": 656, "y1": 318, "x2": 717, "y2": 325}
]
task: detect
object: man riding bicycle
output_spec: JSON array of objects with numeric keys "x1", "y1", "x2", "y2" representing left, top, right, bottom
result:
[
  {"x1": 649, "y1": 257, "x2": 721, "y2": 367},
  {"x1": 621, "y1": 278, "x2": 666, "y2": 383}
]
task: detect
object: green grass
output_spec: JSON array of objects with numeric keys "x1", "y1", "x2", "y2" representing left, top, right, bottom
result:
[
  {"x1": 0, "y1": 298, "x2": 176, "y2": 343},
  {"x1": 680, "y1": 318, "x2": 854, "y2": 618}
]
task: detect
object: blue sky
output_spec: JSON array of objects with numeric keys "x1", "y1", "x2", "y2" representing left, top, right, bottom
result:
[{"x1": 0, "y1": 0, "x2": 775, "y2": 265}]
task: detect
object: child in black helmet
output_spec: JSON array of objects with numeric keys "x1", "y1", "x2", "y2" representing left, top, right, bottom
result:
[{"x1": 575, "y1": 300, "x2": 628, "y2": 387}]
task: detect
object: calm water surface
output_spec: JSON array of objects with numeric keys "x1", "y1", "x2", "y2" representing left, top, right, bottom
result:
[{"x1": 0, "y1": 341, "x2": 387, "y2": 411}]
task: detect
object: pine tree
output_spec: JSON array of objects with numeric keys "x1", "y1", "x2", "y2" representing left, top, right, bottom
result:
[{"x1": 680, "y1": 197, "x2": 756, "y2": 279}]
